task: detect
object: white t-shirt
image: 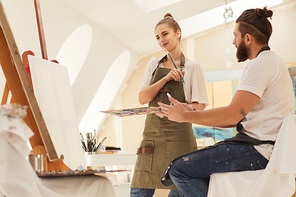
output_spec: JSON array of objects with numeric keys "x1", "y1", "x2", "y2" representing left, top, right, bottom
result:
[
  {"x1": 237, "y1": 50, "x2": 295, "y2": 160},
  {"x1": 139, "y1": 58, "x2": 209, "y2": 107}
]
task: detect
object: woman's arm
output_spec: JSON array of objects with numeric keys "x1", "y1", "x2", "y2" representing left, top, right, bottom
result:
[
  {"x1": 189, "y1": 102, "x2": 205, "y2": 110},
  {"x1": 138, "y1": 68, "x2": 184, "y2": 105},
  {"x1": 138, "y1": 77, "x2": 168, "y2": 105}
]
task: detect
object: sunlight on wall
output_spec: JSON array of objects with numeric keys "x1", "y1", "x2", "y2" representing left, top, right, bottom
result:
[
  {"x1": 79, "y1": 51, "x2": 131, "y2": 133},
  {"x1": 55, "y1": 24, "x2": 92, "y2": 86}
]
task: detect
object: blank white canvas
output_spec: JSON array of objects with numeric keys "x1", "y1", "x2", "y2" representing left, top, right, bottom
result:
[{"x1": 28, "y1": 55, "x2": 86, "y2": 170}]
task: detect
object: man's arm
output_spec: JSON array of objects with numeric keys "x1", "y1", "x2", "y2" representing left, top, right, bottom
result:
[{"x1": 158, "y1": 90, "x2": 260, "y2": 128}]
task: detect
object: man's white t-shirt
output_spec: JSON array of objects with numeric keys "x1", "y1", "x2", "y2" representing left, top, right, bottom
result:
[
  {"x1": 237, "y1": 50, "x2": 295, "y2": 160},
  {"x1": 139, "y1": 58, "x2": 209, "y2": 107}
]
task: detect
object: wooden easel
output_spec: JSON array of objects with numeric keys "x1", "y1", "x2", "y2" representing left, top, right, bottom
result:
[{"x1": 0, "y1": 1, "x2": 70, "y2": 171}]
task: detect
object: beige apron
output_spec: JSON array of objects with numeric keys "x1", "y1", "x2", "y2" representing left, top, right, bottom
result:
[{"x1": 131, "y1": 54, "x2": 197, "y2": 190}]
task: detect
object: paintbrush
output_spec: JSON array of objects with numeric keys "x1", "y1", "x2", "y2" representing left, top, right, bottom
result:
[
  {"x1": 164, "y1": 47, "x2": 185, "y2": 84},
  {"x1": 80, "y1": 133, "x2": 87, "y2": 152},
  {"x1": 93, "y1": 137, "x2": 107, "y2": 152}
]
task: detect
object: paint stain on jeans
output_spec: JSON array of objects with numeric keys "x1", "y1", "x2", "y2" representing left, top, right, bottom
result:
[{"x1": 183, "y1": 157, "x2": 189, "y2": 161}]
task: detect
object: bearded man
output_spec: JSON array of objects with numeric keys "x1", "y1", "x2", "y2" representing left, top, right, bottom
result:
[{"x1": 158, "y1": 7, "x2": 295, "y2": 197}]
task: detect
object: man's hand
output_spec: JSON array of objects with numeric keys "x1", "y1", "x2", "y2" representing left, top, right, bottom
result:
[
  {"x1": 158, "y1": 97, "x2": 188, "y2": 122},
  {"x1": 181, "y1": 102, "x2": 195, "y2": 111}
]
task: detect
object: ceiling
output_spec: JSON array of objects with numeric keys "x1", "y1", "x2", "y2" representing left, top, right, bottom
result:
[{"x1": 60, "y1": 0, "x2": 238, "y2": 55}]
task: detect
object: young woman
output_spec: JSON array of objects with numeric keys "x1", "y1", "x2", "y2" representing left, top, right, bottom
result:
[{"x1": 130, "y1": 13, "x2": 209, "y2": 197}]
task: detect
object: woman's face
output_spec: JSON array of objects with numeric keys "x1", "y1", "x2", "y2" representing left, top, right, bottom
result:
[{"x1": 155, "y1": 23, "x2": 180, "y2": 51}]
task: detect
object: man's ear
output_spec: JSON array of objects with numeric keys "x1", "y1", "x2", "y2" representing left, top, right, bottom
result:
[{"x1": 245, "y1": 33, "x2": 252, "y2": 44}]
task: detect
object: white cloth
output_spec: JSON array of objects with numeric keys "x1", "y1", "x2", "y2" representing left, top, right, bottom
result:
[
  {"x1": 208, "y1": 114, "x2": 296, "y2": 197},
  {"x1": 139, "y1": 58, "x2": 209, "y2": 107},
  {"x1": 0, "y1": 104, "x2": 62, "y2": 197},
  {"x1": 0, "y1": 104, "x2": 116, "y2": 197},
  {"x1": 40, "y1": 176, "x2": 116, "y2": 197},
  {"x1": 237, "y1": 50, "x2": 295, "y2": 159}
]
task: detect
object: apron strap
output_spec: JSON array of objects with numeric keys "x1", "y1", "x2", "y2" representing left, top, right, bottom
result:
[
  {"x1": 153, "y1": 51, "x2": 186, "y2": 76},
  {"x1": 158, "y1": 55, "x2": 167, "y2": 66},
  {"x1": 179, "y1": 52, "x2": 185, "y2": 68}
]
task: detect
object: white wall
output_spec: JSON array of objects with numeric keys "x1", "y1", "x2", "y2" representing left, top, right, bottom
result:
[{"x1": 0, "y1": 0, "x2": 139, "y2": 127}]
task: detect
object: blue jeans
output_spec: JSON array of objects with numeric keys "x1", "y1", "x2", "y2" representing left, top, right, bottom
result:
[
  {"x1": 168, "y1": 144, "x2": 269, "y2": 197},
  {"x1": 130, "y1": 188, "x2": 184, "y2": 197}
]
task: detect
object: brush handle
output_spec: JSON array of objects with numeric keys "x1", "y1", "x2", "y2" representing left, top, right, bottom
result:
[{"x1": 164, "y1": 48, "x2": 185, "y2": 84}]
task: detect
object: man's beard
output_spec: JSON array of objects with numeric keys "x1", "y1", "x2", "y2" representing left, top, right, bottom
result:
[{"x1": 236, "y1": 40, "x2": 249, "y2": 62}]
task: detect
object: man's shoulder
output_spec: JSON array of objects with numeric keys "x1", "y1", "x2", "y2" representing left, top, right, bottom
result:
[
  {"x1": 256, "y1": 50, "x2": 278, "y2": 61},
  {"x1": 250, "y1": 51, "x2": 282, "y2": 67}
]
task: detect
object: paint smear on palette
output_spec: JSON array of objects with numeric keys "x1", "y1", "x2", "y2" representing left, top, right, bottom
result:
[{"x1": 100, "y1": 106, "x2": 161, "y2": 117}]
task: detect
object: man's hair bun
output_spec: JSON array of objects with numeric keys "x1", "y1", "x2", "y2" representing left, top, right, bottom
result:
[{"x1": 255, "y1": 7, "x2": 273, "y2": 19}]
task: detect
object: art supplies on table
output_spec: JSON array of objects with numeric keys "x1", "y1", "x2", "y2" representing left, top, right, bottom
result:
[
  {"x1": 37, "y1": 169, "x2": 100, "y2": 177},
  {"x1": 100, "y1": 106, "x2": 161, "y2": 117},
  {"x1": 80, "y1": 132, "x2": 107, "y2": 154},
  {"x1": 93, "y1": 137, "x2": 107, "y2": 152},
  {"x1": 37, "y1": 168, "x2": 130, "y2": 178}
]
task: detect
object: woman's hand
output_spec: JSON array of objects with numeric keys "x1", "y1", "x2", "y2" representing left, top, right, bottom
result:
[
  {"x1": 155, "y1": 112, "x2": 165, "y2": 118},
  {"x1": 163, "y1": 68, "x2": 184, "y2": 82}
]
